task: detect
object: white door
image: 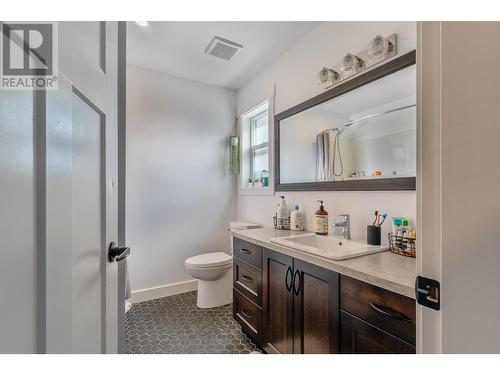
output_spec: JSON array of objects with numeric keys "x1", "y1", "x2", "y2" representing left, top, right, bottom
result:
[
  {"x1": 417, "y1": 21, "x2": 500, "y2": 353},
  {"x1": 0, "y1": 21, "x2": 124, "y2": 353}
]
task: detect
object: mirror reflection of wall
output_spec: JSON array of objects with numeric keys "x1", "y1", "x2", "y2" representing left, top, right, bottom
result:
[{"x1": 279, "y1": 64, "x2": 416, "y2": 184}]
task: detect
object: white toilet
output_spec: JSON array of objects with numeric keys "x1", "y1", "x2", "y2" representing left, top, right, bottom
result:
[
  {"x1": 185, "y1": 252, "x2": 233, "y2": 308},
  {"x1": 185, "y1": 222, "x2": 261, "y2": 308}
]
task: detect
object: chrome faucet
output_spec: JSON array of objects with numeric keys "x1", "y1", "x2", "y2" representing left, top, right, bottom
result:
[{"x1": 332, "y1": 214, "x2": 351, "y2": 240}]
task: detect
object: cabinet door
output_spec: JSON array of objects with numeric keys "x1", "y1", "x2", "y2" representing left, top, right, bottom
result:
[
  {"x1": 293, "y1": 259, "x2": 340, "y2": 354},
  {"x1": 262, "y1": 248, "x2": 294, "y2": 354},
  {"x1": 340, "y1": 311, "x2": 415, "y2": 354}
]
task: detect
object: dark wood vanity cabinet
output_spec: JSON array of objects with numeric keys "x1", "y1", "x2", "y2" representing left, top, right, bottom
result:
[
  {"x1": 340, "y1": 311, "x2": 415, "y2": 354},
  {"x1": 262, "y1": 249, "x2": 340, "y2": 354},
  {"x1": 340, "y1": 275, "x2": 416, "y2": 354},
  {"x1": 261, "y1": 249, "x2": 294, "y2": 353},
  {"x1": 232, "y1": 239, "x2": 264, "y2": 346},
  {"x1": 232, "y1": 237, "x2": 416, "y2": 354},
  {"x1": 292, "y1": 259, "x2": 340, "y2": 354}
]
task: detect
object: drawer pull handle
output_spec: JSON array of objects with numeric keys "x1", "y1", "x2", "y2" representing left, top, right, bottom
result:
[
  {"x1": 240, "y1": 248, "x2": 252, "y2": 254},
  {"x1": 241, "y1": 309, "x2": 253, "y2": 319},
  {"x1": 369, "y1": 303, "x2": 412, "y2": 322},
  {"x1": 241, "y1": 275, "x2": 253, "y2": 283}
]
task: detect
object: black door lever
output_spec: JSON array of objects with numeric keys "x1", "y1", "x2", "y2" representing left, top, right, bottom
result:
[{"x1": 108, "y1": 241, "x2": 131, "y2": 262}]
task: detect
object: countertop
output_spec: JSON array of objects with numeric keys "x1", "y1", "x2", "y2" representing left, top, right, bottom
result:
[{"x1": 231, "y1": 227, "x2": 416, "y2": 299}]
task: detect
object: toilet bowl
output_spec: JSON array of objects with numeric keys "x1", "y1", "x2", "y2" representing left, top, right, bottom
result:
[{"x1": 185, "y1": 252, "x2": 233, "y2": 308}]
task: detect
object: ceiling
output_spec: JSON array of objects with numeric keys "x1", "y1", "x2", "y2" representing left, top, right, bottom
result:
[{"x1": 127, "y1": 21, "x2": 319, "y2": 89}]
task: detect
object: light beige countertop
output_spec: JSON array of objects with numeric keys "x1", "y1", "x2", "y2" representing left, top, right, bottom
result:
[{"x1": 231, "y1": 227, "x2": 416, "y2": 299}]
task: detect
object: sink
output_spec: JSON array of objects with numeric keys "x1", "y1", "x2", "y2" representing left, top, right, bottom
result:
[{"x1": 270, "y1": 233, "x2": 388, "y2": 261}]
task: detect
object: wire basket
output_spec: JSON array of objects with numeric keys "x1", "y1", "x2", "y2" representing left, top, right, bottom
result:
[
  {"x1": 388, "y1": 233, "x2": 416, "y2": 258},
  {"x1": 273, "y1": 216, "x2": 290, "y2": 230}
]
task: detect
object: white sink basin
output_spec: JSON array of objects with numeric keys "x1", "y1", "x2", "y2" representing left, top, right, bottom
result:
[{"x1": 270, "y1": 233, "x2": 388, "y2": 261}]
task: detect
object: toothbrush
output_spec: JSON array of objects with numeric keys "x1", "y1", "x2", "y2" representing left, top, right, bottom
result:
[
  {"x1": 379, "y1": 213, "x2": 387, "y2": 227},
  {"x1": 372, "y1": 210, "x2": 379, "y2": 226}
]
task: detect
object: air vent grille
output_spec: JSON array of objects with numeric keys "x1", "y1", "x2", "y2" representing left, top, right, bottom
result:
[{"x1": 205, "y1": 36, "x2": 243, "y2": 61}]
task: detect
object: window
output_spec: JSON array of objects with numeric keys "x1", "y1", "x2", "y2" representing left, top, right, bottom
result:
[
  {"x1": 238, "y1": 100, "x2": 272, "y2": 194},
  {"x1": 249, "y1": 110, "x2": 269, "y2": 186}
]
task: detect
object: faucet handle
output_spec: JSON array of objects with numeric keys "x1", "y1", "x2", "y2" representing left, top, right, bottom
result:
[{"x1": 339, "y1": 214, "x2": 350, "y2": 221}]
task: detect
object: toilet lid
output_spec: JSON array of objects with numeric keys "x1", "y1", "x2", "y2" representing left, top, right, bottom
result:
[{"x1": 185, "y1": 252, "x2": 232, "y2": 268}]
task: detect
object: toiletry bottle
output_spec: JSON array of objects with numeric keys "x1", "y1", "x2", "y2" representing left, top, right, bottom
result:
[
  {"x1": 314, "y1": 200, "x2": 329, "y2": 235},
  {"x1": 290, "y1": 204, "x2": 305, "y2": 231},
  {"x1": 277, "y1": 196, "x2": 289, "y2": 220},
  {"x1": 276, "y1": 196, "x2": 290, "y2": 229}
]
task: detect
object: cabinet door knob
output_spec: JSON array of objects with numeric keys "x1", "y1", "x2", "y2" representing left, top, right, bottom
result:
[
  {"x1": 285, "y1": 266, "x2": 293, "y2": 292},
  {"x1": 293, "y1": 270, "x2": 301, "y2": 296}
]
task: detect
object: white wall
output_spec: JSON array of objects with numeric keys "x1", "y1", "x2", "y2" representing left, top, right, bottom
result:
[
  {"x1": 126, "y1": 66, "x2": 237, "y2": 292},
  {"x1": 237, "y1": 21, "x2": 417, "y2": 243}
]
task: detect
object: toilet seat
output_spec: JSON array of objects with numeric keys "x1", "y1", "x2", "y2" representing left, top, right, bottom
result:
[{"x1": 185, "y1": 252, "x2": 232, "y2": 269}]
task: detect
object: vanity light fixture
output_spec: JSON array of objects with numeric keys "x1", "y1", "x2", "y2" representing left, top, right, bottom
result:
[
  {"x1": 135, "y1": 21, "x2": 149, "y2": 27},
  {"x1": 317, "y1": 67, "x2": 342, "y2": 88},
  {"x1": 317, "y1": 34, "x2": 398, "y2": 90},
  {"x1": 340, "y1": 53, "x2": 365, "y2": 76},
  {"x1": 367, "y1": 35, "x2": 396, "y2": 59}
]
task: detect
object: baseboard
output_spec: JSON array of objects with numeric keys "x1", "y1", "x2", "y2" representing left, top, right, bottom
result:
[{"x1": 130, "y1": 279, "x2": 198, "y2": 304}]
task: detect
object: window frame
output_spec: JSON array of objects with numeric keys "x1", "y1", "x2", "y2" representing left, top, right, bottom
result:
[
  {"x1": 238, "y1": 99, "x2": 274, "y2": 196},
  {"x1": 249, "y1": 110, "x2": 269, "y2": 185}
]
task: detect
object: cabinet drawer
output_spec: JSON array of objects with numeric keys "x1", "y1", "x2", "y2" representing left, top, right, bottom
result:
[
  {"x1": 233, "y1": 238, "x2": 262, "y2": 268},
  {"x1": 233, "y1": 257, "x2": 262, "y2": 306},
  {"x1": 340, "y1": 311, "x2": 415, "y2": 354},
  {"x1": 341, "y1": 275, "x2": 416, "y2": 345},
  {"x1": 233, "y1": 289, "x2": 262, "y2": 345}
]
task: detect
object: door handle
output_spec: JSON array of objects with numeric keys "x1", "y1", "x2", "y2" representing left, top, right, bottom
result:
[
  {"x1": 292, "y1": 270, "x2": 301, "y2": 296},
  {"x1": 240, "y1": 248, "x2": 252, "y2": 254},
  {"x1": 108, "y1": 241, "x2": 130, "y2": 262},
  {"x1": 285, "y1": 266, "x2": 293, "y2": 292}
]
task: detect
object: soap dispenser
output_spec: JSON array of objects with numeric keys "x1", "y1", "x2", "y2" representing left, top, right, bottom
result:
[
  {"x1": 277, "y1": 196, "x2": 289, "y2": 220},
  {"x1": 314, "y1": 200, "x2": 329, "y2": 235},
  {"x1": 290, "y1": 204, "x2": 305, "y2": 231}
]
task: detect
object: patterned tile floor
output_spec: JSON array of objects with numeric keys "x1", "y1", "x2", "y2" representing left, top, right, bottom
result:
[{"x1": 125, "y1": 291, "x2": 261, "y2": 354}]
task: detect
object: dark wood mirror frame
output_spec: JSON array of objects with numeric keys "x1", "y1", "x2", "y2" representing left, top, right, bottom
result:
[{"x1": 274, "y1": 50, "x2": 416, "y2": 192}]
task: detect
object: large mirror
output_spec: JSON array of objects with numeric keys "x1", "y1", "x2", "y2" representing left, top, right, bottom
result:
[{"x1": 275, "y1": 51, "x2": 416, "y2": 191}]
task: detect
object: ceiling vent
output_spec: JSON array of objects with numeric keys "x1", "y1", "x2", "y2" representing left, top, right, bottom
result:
[{"x1": 204, "y1": 36, "x2": 243, "y2": 61}]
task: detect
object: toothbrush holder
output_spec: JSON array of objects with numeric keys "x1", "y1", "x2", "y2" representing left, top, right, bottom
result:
[{"x1": 367, "y1": 225, "x2": 381, "y2": 246}]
